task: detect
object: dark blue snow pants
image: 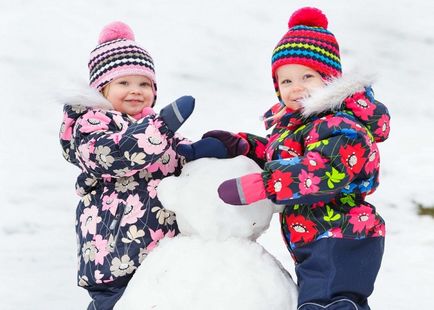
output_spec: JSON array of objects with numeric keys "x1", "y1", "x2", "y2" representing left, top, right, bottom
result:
[
  {"x1": 292, "y1": 237, "x2": 384, "y2": 310},
  {"x1": 86, "y1": 285, "x2": 127, "y2": 310}
]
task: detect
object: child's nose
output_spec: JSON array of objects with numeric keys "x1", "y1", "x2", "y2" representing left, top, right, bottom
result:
[
  {"x1": 130, "y1": 86, "x2": 141, "y2": 94},
  {"x1": 291, "y1": 83, "x2": 305, "y2": 93}
]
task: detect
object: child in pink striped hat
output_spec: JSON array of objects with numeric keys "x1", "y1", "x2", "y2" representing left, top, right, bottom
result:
[
  {"x1": 60, "y1": 21, "x2": 195, "y2": 309},
  {"x1": 178, "y1": 7, "x2": 390, "y2": 310}
]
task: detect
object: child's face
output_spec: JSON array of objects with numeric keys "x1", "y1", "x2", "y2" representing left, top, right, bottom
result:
[
  {"x1": 276, "y1": 64, "x2": 325, "y2": 110},
  {"x1": 104, "y1": 75, "x2": 155, "y2": 116}
]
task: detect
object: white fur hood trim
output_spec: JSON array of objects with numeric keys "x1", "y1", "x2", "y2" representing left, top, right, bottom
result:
[
  {"x1": 301, "y1": 70, "x2": 376, "y2": 118},
  {"x1": 56, "y1": 80, "x2": 113, "y2": 110}
]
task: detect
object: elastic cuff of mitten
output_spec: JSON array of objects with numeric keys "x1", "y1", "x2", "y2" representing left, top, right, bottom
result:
[{"x1": 240, "y1": 173, "x2": 266, "y2": 204}]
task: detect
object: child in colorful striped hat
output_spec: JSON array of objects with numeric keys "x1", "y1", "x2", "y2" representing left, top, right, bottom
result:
[
  {"x1": 178, "y1": 7, "x2": 390, "y2": 310},
  {"x1": 59, "y1": 21, "x2": 195, "y2": 309}
]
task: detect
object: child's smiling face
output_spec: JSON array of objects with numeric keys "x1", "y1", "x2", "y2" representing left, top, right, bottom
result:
[
  {"x1": 276, "y1": 64, "x2": 325, "y2": 110},
  {"x1": 103, "y1": 75, "x2": 155, "y2": 116}
]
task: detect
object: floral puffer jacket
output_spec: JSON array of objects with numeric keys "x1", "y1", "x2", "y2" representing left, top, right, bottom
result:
[
  {"x1": 59, "y1": 90, "x2": 187, "y2": 288},
  {"x1": 240, "y1": 73, "x2": 390, "y2": 251}
]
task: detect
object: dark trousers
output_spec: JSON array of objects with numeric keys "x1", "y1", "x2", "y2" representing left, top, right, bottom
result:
[
  {"x1": 292, "y1": 237, "x2": 384, "y2": 310},
  {"x1": 86, "y1": 285, "x2": 127, "y2": 310}
]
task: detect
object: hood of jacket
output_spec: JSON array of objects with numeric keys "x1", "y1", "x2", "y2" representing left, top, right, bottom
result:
[
  {"x1": 264, "y1": 70, "x2": 391, "y2": 142},
  {"x1": 59, "y1": 83, "x2": 119, "y2": 166}
]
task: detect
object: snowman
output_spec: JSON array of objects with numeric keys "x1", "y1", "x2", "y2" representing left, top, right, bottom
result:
[{"x1": 116, "y1": 156, "x2": 298, "y2": 310}]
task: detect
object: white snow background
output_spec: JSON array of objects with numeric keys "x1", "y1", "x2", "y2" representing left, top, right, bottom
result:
[{"x1": 1, "y1": 0, "x2": 433, "y2": 309}]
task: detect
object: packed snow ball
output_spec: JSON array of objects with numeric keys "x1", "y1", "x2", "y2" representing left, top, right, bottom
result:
[
  {"x1": 116, "y1": 157, "x2": 297, "y2": 310},
  {"x1": 157, "y1": 157, "x2": 284, "y2": 240}
]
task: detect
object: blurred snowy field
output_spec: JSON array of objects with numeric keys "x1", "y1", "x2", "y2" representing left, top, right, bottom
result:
[{"x1": 0, "y1": 0, "x2": 433, "y2": 309}]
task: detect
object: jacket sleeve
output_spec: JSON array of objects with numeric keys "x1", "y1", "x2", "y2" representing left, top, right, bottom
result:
[
  {"x1": 261, "y1": 118, "x2": 373, "y2": 205},
  {"x1": 72, "y1": 110, "x2": 174, "y2": 178},
  {"x1": 238, "y1": 132, "x2": 269, "y2": 169},
  {"x1": 172, "y1": 133, "x2": 191, "y2": 176}
]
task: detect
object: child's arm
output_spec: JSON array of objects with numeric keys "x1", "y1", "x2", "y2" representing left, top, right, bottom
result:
[
  {"x1": 237, "y1": 132, "x2": 269, "y2": 168},
  {"x1": 218, "y1": 119, "x2": 375, "y2": 206},
  {"x1": 72, "y1": 96, "x2": 194, "y2": 178},
  {"x1": 176, "y1": 130, "x2": 269, "y2": 168}
]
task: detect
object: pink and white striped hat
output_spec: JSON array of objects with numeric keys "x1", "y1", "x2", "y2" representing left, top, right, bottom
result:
[{"x1": 88, "y1": 21, "x2": 157, "y2": 101}]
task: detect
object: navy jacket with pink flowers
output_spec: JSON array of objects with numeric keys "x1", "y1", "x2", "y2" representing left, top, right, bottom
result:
[
  {"x1": 240, "y1": 73, "x2": 390, "y2": 250},
  {"x1": 59, "y1": 89, "x2": 187, "y2": 288}
]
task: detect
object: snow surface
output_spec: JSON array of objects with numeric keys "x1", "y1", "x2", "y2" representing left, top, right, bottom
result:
[
  {"x1": 116, "y1": 157, "x2": 297, "y2": 310},
  {"x1": 1, "y1": 0, "x2": 434, "y2": 309}
]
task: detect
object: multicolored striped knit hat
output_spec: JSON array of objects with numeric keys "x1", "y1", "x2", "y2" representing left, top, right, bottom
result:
[
  {"x1": 272, "y1": 7, "x2": 341, "y2": 102},
  {"x1": 88, "y1": 21, "x2": 157, "y2": 103}
]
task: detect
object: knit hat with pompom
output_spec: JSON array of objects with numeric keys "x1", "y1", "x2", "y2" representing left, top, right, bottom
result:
[
  {"x1": 271, "y1": 7, "x2": 341, "y2": 101},
  {"x1": 88, "y1": 21, "x2": 157, "y2": 100}
]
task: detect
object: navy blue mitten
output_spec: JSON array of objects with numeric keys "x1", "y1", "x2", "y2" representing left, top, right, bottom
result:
[
  {"x1": 160, "y1": 96, "x2": 195, "y2": 133},
  {"x1": 177, "y1": 137, "x2": 228, "y2": 162}
]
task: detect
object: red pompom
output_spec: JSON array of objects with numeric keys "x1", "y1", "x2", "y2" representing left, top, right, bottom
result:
[
  {"x1": 288, "y1": 7, "x2": 328, "y2": 29},
  {"x1": 98, "y1": 21, "x2": 135, "y2": 44}
]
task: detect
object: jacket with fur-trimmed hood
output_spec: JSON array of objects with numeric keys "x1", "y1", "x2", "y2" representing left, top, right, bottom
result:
[
  {"x1": 59, "y1": 86, "x2": 187, "y2": 289},
  {"x1": 239, "y1": 72, "x2": 390, "y2": 250}
]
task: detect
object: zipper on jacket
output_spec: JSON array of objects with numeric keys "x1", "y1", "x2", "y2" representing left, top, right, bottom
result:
[
  {"x1": 109, "y1": 214, "x2": 121, "y2": 230},
  {"x1": 109, "y1": 205, "x2": 125, "y2": 252}
]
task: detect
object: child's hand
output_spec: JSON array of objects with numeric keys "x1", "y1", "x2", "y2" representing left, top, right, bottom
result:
[
  {"x1": 217, "y1": 173, "x2": 267, "y2": 205},
  {"x1": 176, "y1": 137, "x2": 228, "y2": 162},
  {"x1": 159, "y1": 96, "x2": 195, "y2": 133},
  {"x1": 202, "y1": 130, "x2": 250, "y2": 158}
]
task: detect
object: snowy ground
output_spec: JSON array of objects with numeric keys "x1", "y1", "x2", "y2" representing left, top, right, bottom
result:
[{"x1": 1, "y1": 0, "x2": 433, "y2": 309}]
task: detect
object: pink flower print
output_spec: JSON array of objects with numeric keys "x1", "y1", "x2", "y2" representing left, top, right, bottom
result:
[
  {"x1": 77, "y1": 139, "x2": 97, "y2": 170},
  {"x1": 302, "y1": 152, "x2": 328, "y2": 172},
  {"x1": 79, "y1": 205, "x2": 102, "y2": 237},
  {"x1": 148, "y1": 117, "x2": 164, "y2": 129},
  {"x1": 341, "y1": 117, "x2": 361, "y2": 131},
  {"x1": 93, "y1": 235, "x2": 109, "y2": 266},
  {"x1": 102, "y1": 192, "x2": 120, "y2": 216},
  {"x1": 305, "y1": 128, "x2": 319, "y2": 145},
  {"x1": 147, "y1": 147, "x2": 177, "y2": 176},
  {"x1": 146, "y1": 228, "x2": 165, "y2": 252},
  {"x1": 364, "y1": 145, "x2": 380, "y2": 174},
  {"x1": 134, "y1": 125, "x2": 168, "y2": 155},
  {"x1": 109, "y1": 132, "x2": 124, "y2": 145},
  {"x1": 349, "y1": 205, "x2": 376, "y2": 234},
  {"x1": 329, "y1": 227, "x2": 343, "y2": 238},
  {"x1": 60, "y1": 112, "x2": 74, "y2": 141},
  {"x1": 374, "y1": 114, "x2": 390, "y2": 140},
  {"x1": 325, "y1": 116, "x2": 343, "y2": 128},
  {"x1": 120, "y1": 194, "x2": 145, "y2": 226},
  {"x1": 165, "y1": 229, "x2": 176, "y2": 238},
  {"x1": 109, "y1": 114, "x2": 128, "y2": 144},
  {"x1": 102, "y1": 174, "x2": 112, "y2": 182},
  {"x1": 345, "y1": 93, "x2": 376, "y2": 121},
  {"x1": 147, "y1": 179, "x2": 160, "y2": 199},
  {"x1": 298, "y1": 169, "x2": 321, "y2": 195},
  {"x1": 79, "y1": 111, "x2": 112, "y2": 133}
]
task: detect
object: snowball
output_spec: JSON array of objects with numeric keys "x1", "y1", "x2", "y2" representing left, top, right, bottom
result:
[
  {"x1": 157, "y1": 157, "x2": 282, "y2": 240},
  {"x1": 116, "y1": 156, "x2": 297, "y2": 310},
  {"x1": 116, "y1": 236, "x2": 298, "y2": 310}
]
